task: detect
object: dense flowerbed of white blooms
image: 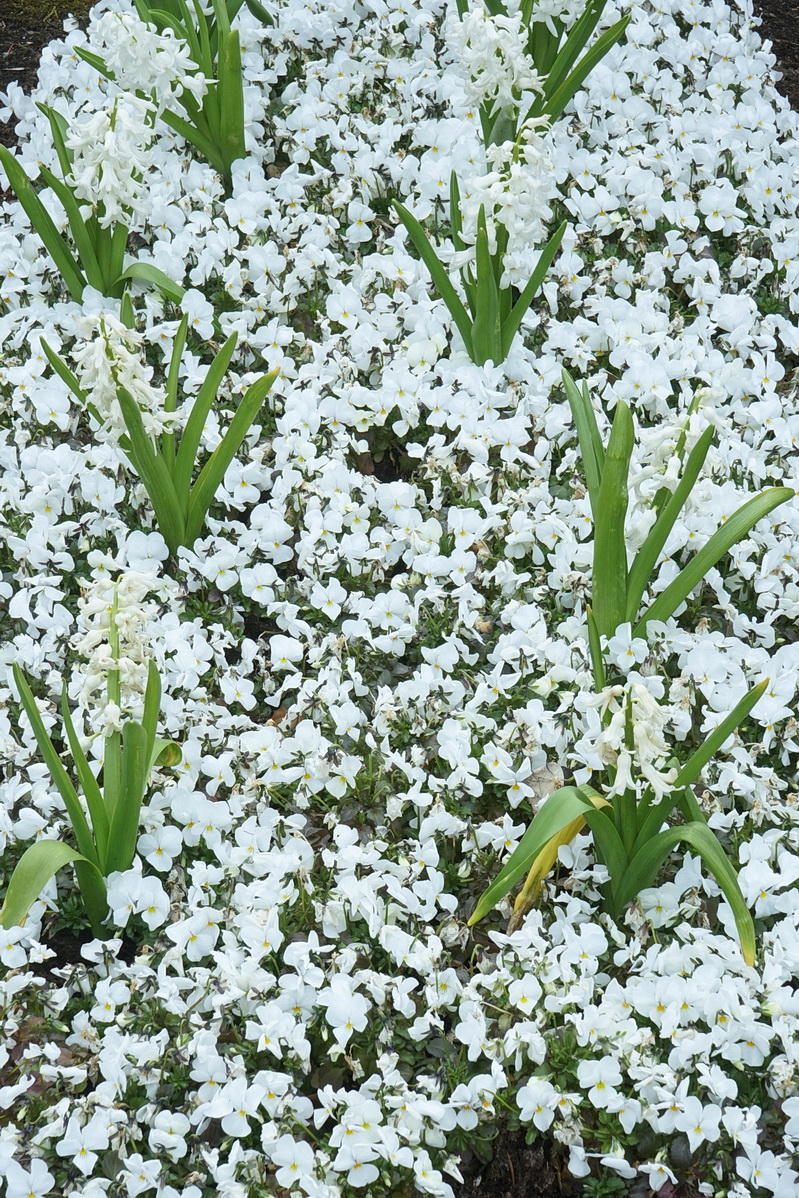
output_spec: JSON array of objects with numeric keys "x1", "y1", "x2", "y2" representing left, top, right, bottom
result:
[{"x1": 0, "y1": 0, "x2": 798, "y2": 1195}]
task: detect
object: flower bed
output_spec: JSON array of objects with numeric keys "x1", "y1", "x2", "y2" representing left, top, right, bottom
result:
[{"x1": 0, "y1": 1, "x2": 798, "y2": 1196}]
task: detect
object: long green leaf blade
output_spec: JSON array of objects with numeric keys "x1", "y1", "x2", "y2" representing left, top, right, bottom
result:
[
  {"x1": 542, "y1": 0, "x2": 605, "y2": 97},
  {"x1": 116, "y1": 386, "x2": 187, "y2": 553},
  {"x1": 501, "y1": 219, "x2": 567, "y2": 359},
  {"x1": 117, "y1": 262, "x2": 186, "y2": 304},
  {"x1": 72, "y1": 859, "x2": 110, "y2": 936},
  {"x1": 212, "y1": 0, "x2": 231, "y2": 37},
  {"x1": 581, "y1": 381, "x2": 604, "y2": 481},
  {"x1": 120, "y1": 291, "x2": 136, "y2": 331},
  {"x1": 73, "y1": 45, "x2": 117, "y2": 82},
  {"x1": 674, "y1": 678, "x2": 769, "y2": 789},
  {"x1": 634, "y1": 488, "x2": 794, "y2": 637},
  {"x1": 139, "y1": 3, "x2": 186, "y2": 35},
  {"x1": 630, "y1": 788, "x2": 683, "y2": 857},
  {"x1": 617, "y1": 823, "x2": 755, "y2": 966},
  {"x1": 531, "y1": 14, "x2": 632, "y2": 125},
  {"x1": 107, "y1": 219, "x2": 130, "y2": 294},
  {"x1": 584, "y1": 805, "x2": 627, "y2": 899},
  {"x1": 60, "y1": 693, "x2": 109, "y2": 870},
  {"x1": 89, "y1": 209, "x2": 124, "y2": 296},
  {"x1": 159, "y1": 110, "x2": 224, "y2": 173},
  {"x1": 243, "y1": 0, "x2": 273, "y2": 24},
  {"x1": 676, "y1": 784, "x2": 707, "y2": 826},
  {"x1": 173, "y1": 331, "x2": 238, "y2": 502},
  {"x1": 592, "y1": 400, "x2": 634, "y2": 638},
  {"x1": 140, "y1": 661, "x2": 161, "y2": 778},
  {"x1": 35, "y1": 102, "x2": 73, "y2": 176},
  {"x1": 40, "y1": 338, "x2": 88, "y2": 404},
  {"x1": 586, "y1": 604, "x2": 605, "y2": 691},
  {"x1": 393, "y1": 199, "x2": 474, "y2": 359},
  {"x1": 106, "y1": 722, "x2": 149, "y2": 875},
  {"x1": 449, "y1": 170, "x2": 464, "y2": 253},
  {"x1": 190, "y1": 0, "x2": 215, "y2": 74},
  {"x1": 185, "y1": 366, "x2": 278, "y2": 544},
  {"x1": 37, "y1": 166, "x2": 105, "y2": 292},
  {"x1": 166, "y1": 314, "x2": 190, "y2": 413},
  {"x1": 450, "y1": 173, "x2": 477, "y2": 317},
  {"x1": 469, "y1": 786, "x2": 599, "y2": 924},
  {"x1": 625, "y1": 425, "x2": 715, "y2": 626},
  {"x1": 218, "y1": 30, "x2": 246, "y2": 176},
  {"x1": 563, "y1": 368, "x2": 604, "y2": 515},
  {"x1": 162, "y1": 313, "x2": 189, "y2": 469},
  {"x1": 470, "y1": 207, "x2": 501, "y2": 365},
  {"x1": 0, "y1": 145, "x2": 86, "y2": 300},
  {"x1": 0, "y1": 841, "x2": 106, "y2": 933},
  {"x1": 12, "y1": 665, "x2": 97, "y2": 864},
  {"x1": 495, "y1": 224, "x2": 512, "y2": 327},
  {"x1": 486, "y1": 108, "x2": 517, "y2": 149}
]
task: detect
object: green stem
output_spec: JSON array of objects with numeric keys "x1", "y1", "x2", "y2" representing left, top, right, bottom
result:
[
  {"x1": 104, "y1": 582, "x2": 122, "y2": 820},
  {"x1": 617, "y1": 692, "x2": 638, "y2": 855}
]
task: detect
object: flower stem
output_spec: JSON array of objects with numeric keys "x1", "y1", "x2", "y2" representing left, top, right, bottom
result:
[{"x1": 104, "y1": 580, "x2": 121, "y2": 813}]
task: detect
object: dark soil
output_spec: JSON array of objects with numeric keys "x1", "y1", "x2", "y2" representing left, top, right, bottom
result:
[
  {"x1": 25, "y1": 923, "x2": 140, "y2": 980},
  {"x1": 453, "y1": 1135, "x2": 582, "y2": 1198},
  {"x1": 756, "y1": 0, "x2": 799, "y2": 110},
  {"x1": 0, "y1": 0, "x2": 794, "y2": 1196},
  {"x1": 0, "y1": 1, "x2": 92, "y2": 155}
]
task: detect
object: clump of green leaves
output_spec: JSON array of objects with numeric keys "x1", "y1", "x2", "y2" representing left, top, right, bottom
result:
[
  {"x1": 395, "y1": 174, "x2": 566, "y2": 365},
  {"x1": 562, "y1": 368, "x2": 793, "y2": 655},
  {"x1": 79, "y1": 0, "x2": 271, "y2": 192},
  {"x1": 455, "y1": 0, "x2": 631, "y2": 148},
  {"x1": 470, "y1": 371, "x2": 795, "y2": 965}
]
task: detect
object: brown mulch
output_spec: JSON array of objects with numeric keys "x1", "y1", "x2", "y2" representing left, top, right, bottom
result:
[{"x1": 0, "y1": 1, "x2": 794, "y2": 1196}]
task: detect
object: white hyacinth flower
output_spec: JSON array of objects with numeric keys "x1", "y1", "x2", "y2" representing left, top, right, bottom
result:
[
  {"x1": 87, "y1": 11, "x2": 208, "y2": 109},
  {"x1": 452, "y1": 5, "x2": 543, "y2": 120},
  {"x1": 66, "y1": 92, "x2": 155, "y2": 227},
  {"x1": 73, "y1": 572, "x2": 162, "y2": 715},
  {"x1": 586, "y1": 681, "x2": 678, "y2": 801},
  {"x1": 71, "y1": 313, "x2": 174, "y2": 443}
]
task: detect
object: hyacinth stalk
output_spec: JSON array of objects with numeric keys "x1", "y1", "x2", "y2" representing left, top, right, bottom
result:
[
  {"x1": 454, "y1": 0, "x2": 631, "y2": 147},
  {"x1": 0, "y1": 583, "x2": 180, "y2": 938},
  {"x1": 0, "y1": 101, "x2": 184, "y2": 304}
]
